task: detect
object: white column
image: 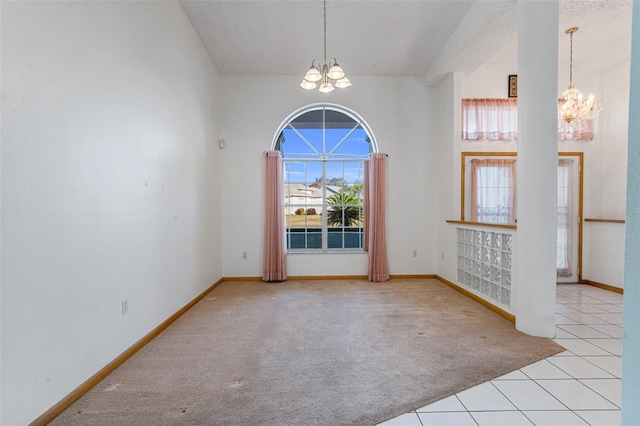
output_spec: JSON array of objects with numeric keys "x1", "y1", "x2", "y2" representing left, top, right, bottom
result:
[
  {"x1": 622, "y1": 2, "x2": 640, "y2": 423},
  {"x1": 515, "y1": 1, "x2": 558, "y2": 337}
]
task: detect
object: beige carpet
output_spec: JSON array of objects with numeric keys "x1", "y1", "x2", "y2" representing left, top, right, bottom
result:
[{"x1": 51, "y1": 278, "x2": 564, "y2": 425}]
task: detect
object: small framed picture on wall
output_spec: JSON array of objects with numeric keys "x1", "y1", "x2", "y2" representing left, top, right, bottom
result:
[{"x1": 508, "y1": 75, "x2": 518, "y2": 98}]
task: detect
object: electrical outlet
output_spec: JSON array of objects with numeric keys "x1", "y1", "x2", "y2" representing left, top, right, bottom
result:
[
  {"x1": 242, "y1": 251, "x2": 248, "y2": 260},
  {"x1": 412, "y1": 249, "x2": 417, "y2": 258},
  {"x1": 122, "y1": 299, "x2": 129, "y2": 315}
]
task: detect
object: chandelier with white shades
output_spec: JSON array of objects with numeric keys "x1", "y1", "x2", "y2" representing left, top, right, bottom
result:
[
  {"x1": 558, "y1": 27, "x2": 603, "y2": 123},
  {"x1": 300, "y1": 0, "x2": 351, "y2": 93}
]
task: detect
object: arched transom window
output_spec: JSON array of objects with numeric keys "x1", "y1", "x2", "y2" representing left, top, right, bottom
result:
[{"x1": 273, "y1": 104, "x2": 377, "y2": 251}]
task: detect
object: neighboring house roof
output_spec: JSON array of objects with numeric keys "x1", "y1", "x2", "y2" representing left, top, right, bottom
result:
[
  {"x1": 284, "y1": 183, "x2": 344, "y2": 199},
  {"x1": 326, "y1": 185, "x2": 341, "y2": 195},
  {"x1": 284, "y1": 183, "x2": 323, "y2": 199}
]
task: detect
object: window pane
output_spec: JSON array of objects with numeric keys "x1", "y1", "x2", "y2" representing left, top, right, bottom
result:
[
  {"x1": 325, "y1": 128, "x2": 352, "y2": 154},
  {"x1": 281, "y1": 128, "x2": 320, "y2": 159},
  {"x1": 330, "y1": 127, "x2": 371, "y2": 157}
]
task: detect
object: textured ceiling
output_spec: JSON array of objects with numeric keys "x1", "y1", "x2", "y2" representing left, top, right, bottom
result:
[{"x1": 179, "y1": 0, "x2": 633, "y2": 82}]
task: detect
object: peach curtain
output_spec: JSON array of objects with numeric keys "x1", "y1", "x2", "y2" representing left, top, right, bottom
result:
[
  {"x1": 366, "y1": 153, "x2": 389, "y2": 282},
  {"x1": 263, "y1": 151, "x2": 287, "y2": 282},
  {"x1": 363, "y1": 161, "x2": 370, "y2": 251}
]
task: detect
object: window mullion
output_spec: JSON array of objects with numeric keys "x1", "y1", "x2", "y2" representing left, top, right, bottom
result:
[{"x1": 322, "y1": 161, "x2": 328, "y2": 250}]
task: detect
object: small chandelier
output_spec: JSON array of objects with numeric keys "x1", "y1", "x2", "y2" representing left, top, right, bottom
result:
[
  {"x1": 558, "y1": 27, "x2": 602, "y2": 123},
  {"x1": 300, "y1": 0, "x2": 351, "y2": 93}
]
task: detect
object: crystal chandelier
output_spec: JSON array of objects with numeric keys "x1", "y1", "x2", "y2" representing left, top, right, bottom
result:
[
  {"x1": 300, "y1": 0, "x2": 351, "y2": 93},
  {"x1": 558, "y1": 27, "x2": 602, "y2": 123}
]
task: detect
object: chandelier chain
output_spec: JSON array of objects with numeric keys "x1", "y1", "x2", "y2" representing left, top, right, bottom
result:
[
  {"x1": 569, "y1": 30, "x2": 573, "y2": 86},
  {"x1": 323, "y1": 0, "x2": 327, "y2": 64}
]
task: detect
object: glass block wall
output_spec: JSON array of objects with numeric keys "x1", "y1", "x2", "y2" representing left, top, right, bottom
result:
[{"x1": 457, "y1": 228, "x2": 513, "y2": 308}]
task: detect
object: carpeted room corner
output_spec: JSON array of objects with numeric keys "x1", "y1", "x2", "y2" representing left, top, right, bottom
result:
[{"x1": 50, "y1": 278, "x2": 564, "y2": 425}]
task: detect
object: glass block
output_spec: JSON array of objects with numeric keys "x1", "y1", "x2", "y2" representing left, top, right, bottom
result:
[
  {"x1": 491, "y1": 249, "x2": 501, "y2": 266},
  {"x1": 483, "y1": 231, "x2": 492, "y2": 247},
  {"x1": 465, "y1": 243, "x2": 473, "y2": 258},
  {"x1": 465, "y1": 257, "x2": 472, "y2": 272},
  {"x1": 457, "y1": 255, "x2": 464, "y2": 269},
  {"x1": 482, "y1": 247, "x2": 490, "y2": 263},
  {"x1": 458, "y1": 242, "x2": 464, "y2": 256},
  {"x1": 482, "y1": 263, "x2": 491, "y2": 279},
  {"x1": 502, "y1": 270, "x2": 511, "y2": 288},
  {"x1": 481, "y1": 279, "x2": 491, "y2": 295},
  {"x1": 501, "y1": 287, "x2": 511, "y2": 307},
  {"x1": 493, "y1": 233, "x2": 502, "y2": 249},
  {"x1": 473, "y1": 245, "x2": 481, "y2": 260},
  {"x1": 457, "y1": 228, "x2": 464, "y2": 242},
  {"x1": 491, "y1": 266, "x2": 501, "y2": 284},
  {"x1": 473, "y1": 260, "x2": 480, "y2": 276},
  {"x1": 472, "y1": 275, "x2": 481, "y2": 290},
  {"x1": 473, "y1": 230, "x2": 481, "y2": 245},
  {"x1": 502, "y1": 252, "x2": 512, "y2": 270},
  {"x1": 465, "y1": 229, "x2": 473, "y2": 243},
  {"x1": 503, "y1": 234, "x2": 512, "y2": 251},
  {"x1": 458, "y1": 269, "x2": 464, "y2": 282},
  {"x1": 491, "y1": 283, "x2": 500, "y2": 301},
  {"x1": 465, "y1": 271, "x2": 472, "y2": 287},
  {"x1": 490, "y1": 265, "x2": 497, "y2": 281}
]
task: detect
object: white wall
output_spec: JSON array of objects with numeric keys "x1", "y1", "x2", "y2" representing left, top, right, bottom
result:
[
  {"x1": 0, "y1": 2, "x2": 222, "y2": 424},
  {"x1": 580, "y1": 59, "x2": 630, "y2": 288},
  {"x1": 219, "y1": 75, "x2": 438, "y2": 277}
]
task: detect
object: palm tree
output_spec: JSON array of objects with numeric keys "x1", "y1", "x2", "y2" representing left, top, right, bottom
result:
[{"x1": 326, "y1": 192, "x2": 361, "y2": 226}]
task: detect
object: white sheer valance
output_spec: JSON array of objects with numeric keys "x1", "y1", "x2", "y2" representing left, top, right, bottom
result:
[
  {"x1": 462, "y1": 99, "x2": 518, "y2": 141},
  {"x1": 462, "y1": 98, "x2": 594, "y2": 141}
]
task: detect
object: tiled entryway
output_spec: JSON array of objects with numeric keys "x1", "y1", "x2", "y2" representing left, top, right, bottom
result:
[{"x1": 380, "y1": 284, "x2": 623, "y2": 426}]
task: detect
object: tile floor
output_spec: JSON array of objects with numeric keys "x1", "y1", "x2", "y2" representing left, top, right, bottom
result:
[{"x1": 379, "y1": 284, "x2": 623, "y2": 426}]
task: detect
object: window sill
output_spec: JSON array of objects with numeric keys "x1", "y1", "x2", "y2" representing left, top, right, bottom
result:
[
  {"x1": 287, "y1": 250, "x2": 367, "y2": 255},
  {"x1": 446, "y1": 220, "x2": 517, "y2": 230}
]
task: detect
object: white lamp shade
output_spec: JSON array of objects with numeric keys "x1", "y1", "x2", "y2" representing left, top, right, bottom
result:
[
  {"x1": 327, "y1": 63, "x2": 345, "y2": 80},
  {"x1": 318, "y1": 81, "x2": 335, "y2": 93},
  {"x1": 300, "y1": 79, "x2": 318, "y2": 90},
  {"x1": 334, "y1": 76, "x2": 351, "y2": 89},
  {"x1": 304, "y1": 65, "x2": 323, "y2": 82}
]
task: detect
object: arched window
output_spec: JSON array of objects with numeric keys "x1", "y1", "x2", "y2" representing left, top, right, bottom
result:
[{"x1": 273, "y1": 103, "x2": 377, "y2": 251}]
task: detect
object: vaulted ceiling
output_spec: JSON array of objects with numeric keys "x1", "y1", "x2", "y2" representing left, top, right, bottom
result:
[{"x1": 179, "y1": 0, "x2": 632, "y2": 86}]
